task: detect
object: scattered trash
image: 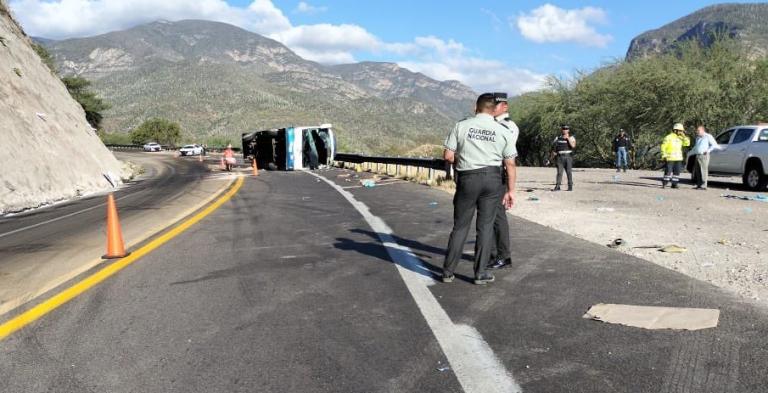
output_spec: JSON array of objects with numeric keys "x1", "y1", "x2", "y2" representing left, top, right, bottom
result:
[
  {"x1": 717, "y1": 239, "x2": 731, "y2": 246},
  {"x1": 527, "y1": 196, "x2": 540, "y2": 202},
  {"x1": 337, "y1": 174, "x2": 351, "y2": 178},
  {"x1": 437, "y1": 366, "x2": 451, "y2": 372},
  {"x1": 36, "y1": 112, "x2": 47, "y2": 121},
  {"x1": 656, "y1": 196, "x2": 665, "y2": 202},
  {"x1": 361, "y1": 179, "x2": 376, "y2": 188},
  {"x1": 13, "y1": 67, "x2": 21, "y2": 77},
  {"x1": 595, "y1": 207, "x2": 615, "y2": 212},
  {"x1": 302, "y1": 196, "x2": 311, "y2": 201},
  {"x1": 701, "y1": 262, "x2": 715, "y2": 268},
  {"x1": 722, "y1": 194, "x2": 768, "y2": 202},
  {"x1": 583, "y1": 303, "x2": 720, "y2": 331},
  {"x1": 607, "y1": 238, "x2": 626, "y2": 248},
  {"x1": 429, "y1": 202, "x2": 438, "y2": 207},
  {"x1": 631, "y1": 245, "x2": 663, "y2": 249},
  {"x1": 660, "y1": 245, "x2": 687, "y2": 253}
]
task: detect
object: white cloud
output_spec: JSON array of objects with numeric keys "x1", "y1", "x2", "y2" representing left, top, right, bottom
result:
[
  {"x1": 8, "y1": 0, "x2": 546, "y2": 93},
  {"x1": 8, "y1": 0, "x2": 291, "y2": 38},
  {"x1": 269, "y1": 23, "x2": 378, "y2": 54},
  {"x1": 294, "y1": 1, "x2": 327, "y2": 14},
  {"x1": 398, "y1": 36, "x2": 546, "y2": 95},
  {"x1": 516, "y1": 4, "x2": 612, "y2": 47}
]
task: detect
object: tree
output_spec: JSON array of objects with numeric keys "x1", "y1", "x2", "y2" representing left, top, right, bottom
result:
[
  {"x1": 130, "y1": 118, "x2": 182, "y2": 146},
  {"x1": 509, "y1": 36, "x2": 768, "y2": 169},
  {"x1": 31, "y1": 43, "x2": 56, "y2": 74},
  {"x1": 62, "y1": 76, "x2": 111, "y2": 130}
]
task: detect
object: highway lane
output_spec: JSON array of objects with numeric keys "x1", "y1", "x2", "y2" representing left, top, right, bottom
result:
[
  {"x1": 0, "y1": 152, "x2": 197, "y2": 238},
  {"x1": 0, "y1": 169, "x2": 463, "y2": 392},
  {"x1": 0, "y1": 152, "x2": 232, "y2": 317},
  {"x1": 1, "y1": 167, "x2": 767, "y2": 392}
]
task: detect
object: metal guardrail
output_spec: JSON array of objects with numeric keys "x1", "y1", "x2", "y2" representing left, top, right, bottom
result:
[
  {"x1": 104, "y1": 144, "x2": 242, "y2": 153},
  {"x1": 334, "y1": 153, "x2": 452, "y2": 180}
]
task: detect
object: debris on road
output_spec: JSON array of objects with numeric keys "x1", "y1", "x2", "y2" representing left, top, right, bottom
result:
[
  {"x1": 583, "y1": 303, "x2": 720, "y2": 331},
  {"x1": 595, "y1": 207, "x2": 615, "y2": 212},
  {"x1": 527, "y1": 196, "x2": 540, "y2": 202},
  {"x1": 660, "y1": 245, "x2": 687, "y2": 253},
  {"x1": 437, "y1": 366, "x2": 451, "y2": 372},
  {"x1": 361, "y1": 179, "x2": 376, "y2": 188},
  {"x1": 722, "y1": 194, "x2": 768, "y2": 202},
  {"x1": 429, "y1": 202, "x2": 438, "y2": 207},
  {"x1": 607, "y1": 238, "x2": 626, "y2": 248}
]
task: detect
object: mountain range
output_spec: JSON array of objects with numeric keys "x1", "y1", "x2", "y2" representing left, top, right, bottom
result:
[
  {"x1": 42, "y1": 19, "x2": 477, "y2": 154},
  {"x1": 626, "y1": 3, "x2": 768, "y2": 60}
]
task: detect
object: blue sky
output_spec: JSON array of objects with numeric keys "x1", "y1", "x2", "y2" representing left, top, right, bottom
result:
[{"x1": 9, "y1": 0, "x2": 765, "y2": 94}]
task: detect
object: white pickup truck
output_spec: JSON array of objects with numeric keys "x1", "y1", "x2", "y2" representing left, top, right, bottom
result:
[{"x1": 687, "y1": 124, "x2": 768, "y2": 190}]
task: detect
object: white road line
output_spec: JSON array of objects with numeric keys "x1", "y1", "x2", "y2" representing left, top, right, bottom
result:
[
  {"x1": 309, "y1": 171, "x2": 521, "y2": 393},
  {"x1": 0, "y1": 192, "x2": 139, "y2": 240}
]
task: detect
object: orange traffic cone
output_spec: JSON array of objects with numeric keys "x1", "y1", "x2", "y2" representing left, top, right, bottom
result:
[
  {"x1": 102, "y1": 194, "x2": 129, "y2": 259},
  {"x1": 252, "y1": 158, "x2": 259, "y2": 176}
]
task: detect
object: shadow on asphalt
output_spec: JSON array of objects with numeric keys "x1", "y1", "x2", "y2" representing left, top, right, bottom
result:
[{"x1": 335, "y1": 229, "x2": 478, "y2": 284}]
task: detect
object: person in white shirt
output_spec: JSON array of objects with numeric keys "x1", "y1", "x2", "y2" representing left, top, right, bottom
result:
[{"x1": 691, "y1": 125, "x2": 720, "y2": 190}]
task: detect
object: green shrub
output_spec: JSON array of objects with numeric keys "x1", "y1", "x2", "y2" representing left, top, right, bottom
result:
[{"x1": 130, "y1": 118, "x2": 182, "y2": 146}]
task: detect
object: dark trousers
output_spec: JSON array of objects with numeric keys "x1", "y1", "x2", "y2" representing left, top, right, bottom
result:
[
  {"x1": 492, "y1": 198, "x2": 511, "y2": 259},
  {"x1": 556, "y1": 154, "x2": 573, "y2": 187},
  {"x1": 444, "y1": 167, "x2": 502, "y2": 278},
  {"x1": 663, "y1": 161, "x2": 682, "y2": 187}
]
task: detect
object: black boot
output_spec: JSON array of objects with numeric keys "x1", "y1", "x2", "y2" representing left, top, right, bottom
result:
[
  {"x1": 567, "y1": 184, "x2": 573, "y2": 191},
  {"x1": 553, "y1": 185, "x2": 561, "y2": 191}
]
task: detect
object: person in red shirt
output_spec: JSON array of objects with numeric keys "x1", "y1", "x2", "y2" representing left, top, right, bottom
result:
[{"x1": 223, "y1": 144, "x2": 236, "y2": 171}]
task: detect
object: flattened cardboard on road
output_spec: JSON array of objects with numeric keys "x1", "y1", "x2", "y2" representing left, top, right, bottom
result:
[{"x1": 583, "y1": 304, "x2": 719, "y2": 331}]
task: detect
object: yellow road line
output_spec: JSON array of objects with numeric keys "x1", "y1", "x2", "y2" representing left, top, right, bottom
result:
[{"x1": 0, "y1": 175, "x2": 245, "y2": 341}]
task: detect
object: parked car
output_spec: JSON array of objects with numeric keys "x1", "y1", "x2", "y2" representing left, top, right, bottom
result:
[
  {"x1": 179, "y1": 144, "x2": 203, "y2": 156},
  {"x1": 143, "y1": 142, "x2": 162, "y2": 152},
  {"x1": 686, "y1": 124, "x2": 768, "y2": 190}
]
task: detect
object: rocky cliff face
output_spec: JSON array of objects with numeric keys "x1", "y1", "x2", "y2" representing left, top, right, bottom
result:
[
  {"x1": 0, "y1": 1, "x2": 124, "y2": 214},
  {"x1": 626, "y1": 3, "x2": 768, "y2": 61}
]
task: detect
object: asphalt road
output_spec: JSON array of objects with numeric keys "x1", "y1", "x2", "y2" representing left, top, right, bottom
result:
[
  {"x1": 1, "y1": 167, "x2": 766, "y2": 393},
  {"x1": 0, "y1": 152, "x2": 230, "y2": 316},
  {"x1": 0, "y1": 152, "x2": 206, "y2": 239}
]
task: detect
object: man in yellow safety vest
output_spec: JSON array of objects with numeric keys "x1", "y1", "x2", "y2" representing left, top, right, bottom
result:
[{"x1": 660, "y1": 123, "x2": 691, "y2": 189}]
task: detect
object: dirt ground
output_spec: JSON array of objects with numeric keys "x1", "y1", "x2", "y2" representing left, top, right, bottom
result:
[{"x1": 505, "y1": 166, "x2": 768, "y2": 306}]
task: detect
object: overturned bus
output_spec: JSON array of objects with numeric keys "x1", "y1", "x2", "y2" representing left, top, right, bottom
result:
[{"x1": 242, "y1": 125, "x2": 336, "y2": 171}]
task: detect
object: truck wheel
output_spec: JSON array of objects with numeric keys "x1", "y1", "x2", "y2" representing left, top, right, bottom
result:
[{"x1": 743, "y1": 164, "x2": 767, "y2": 191}]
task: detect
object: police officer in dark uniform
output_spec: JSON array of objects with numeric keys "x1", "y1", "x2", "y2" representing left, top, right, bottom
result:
[
  {"x1": 443, "y1": 93, "x2": 517, "y2": 285},
  {"x1": 552, "y1": 125, "x2": 576, "y2": 191},
  {"x1": 487, "y1": 92, "x2": 518, "y2": 270}
]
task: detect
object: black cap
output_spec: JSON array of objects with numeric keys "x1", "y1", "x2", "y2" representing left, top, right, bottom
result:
[
  {"x1": 477, "y1": 92, "x2": 495, "y2": 101},
  {"x1": 493, "y1": 92, "x2": 508, "y2": 103},
  {"x1": 561, "y1": 125, "x2": 570, "y2": 130}
]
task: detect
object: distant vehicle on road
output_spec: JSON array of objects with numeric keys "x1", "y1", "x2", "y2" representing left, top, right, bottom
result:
[
  {"x1": 179, "y1": 144, "x2": 203, "y2": 156},
  {"x1": 687, "y1": 124, "x2": 768, "y2": 190},
  {"x1": 143, "y1": 142, "x2": 162, "y2": 152},
  {"x1": 242, "y1": 124, "x2": 335, "y2": 171}
]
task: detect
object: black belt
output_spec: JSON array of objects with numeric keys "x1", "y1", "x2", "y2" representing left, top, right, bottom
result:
[{"x1": 457, "y1": 166, "x2": 502, "y2": 175}]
